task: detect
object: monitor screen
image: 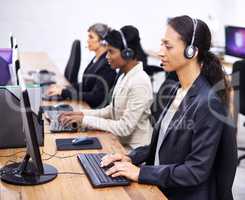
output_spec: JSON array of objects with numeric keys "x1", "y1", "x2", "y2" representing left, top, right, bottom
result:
[
  {"x1": 0, "y1": 48, "x2": 12, "y2": 85},
  {"x1": 225, "y1": 26, "x2": 245, "y2": 58},
  {"x1": 0, "y1": 57, "x2": 11, "y2": 85},
  {"x1": 0, "y1": 48, "x2": 12, "y2": 64}
]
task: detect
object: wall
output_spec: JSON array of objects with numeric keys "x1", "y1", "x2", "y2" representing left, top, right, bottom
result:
[{"x1": 0, "y1": 0, "x2": 231, "y2": 76}]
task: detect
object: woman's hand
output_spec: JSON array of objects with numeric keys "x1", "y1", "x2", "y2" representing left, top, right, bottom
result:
[
  {"x1": 46, "y1": 84, "x2": 65, "y2": 96},
  {"x1": 58, "y1": 112, "x2": 84, "y2": 126},
  {"x1": 100, "y1": 153, "x2": 132, "y2": 167},
  {"x1": 100, "y1": 153, "x2": 140, "y2": 181},
  {"x1": 105, "y1": 161, "x2": 140, "y2": 182}
]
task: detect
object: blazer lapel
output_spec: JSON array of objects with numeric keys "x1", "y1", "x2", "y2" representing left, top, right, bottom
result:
[
  {"x1": 158, "y1": 74, "x2": 205, "y2": 147},
  {"x1": 112, "y1": 62, "x2": 143, "y2": 99},
  {"x1": 91, "y1": 52, "x2": 107, "y2": 74}
]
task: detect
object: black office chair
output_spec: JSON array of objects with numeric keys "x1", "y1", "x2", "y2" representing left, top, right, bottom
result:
[
  {"x1": 64, "y1": 40, "x2": 81, "y2": 86},
  {"x1": 150, "y1": 72, "x2": 178, "y2": 125},
  {"x1": 214, "y1": 120, "x2": 237, "y2": 200},
  {"x1": 232, "y1": 60, "x2": 245, "y2": 165}
]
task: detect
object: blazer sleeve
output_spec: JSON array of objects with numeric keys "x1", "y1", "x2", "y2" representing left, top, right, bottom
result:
[
  {"x1": 138, "y1": 98, "x2": 224, "y2": 188},
  {"x1": 61, "y1": 82, "x2": 80, "y2": 99},
  {"x1": 81, "y1": 82, "x2": 153, "y2": 137},
  {"x1": 82, "y1": 104, "x2": 112, "y2": 119},
  {"x1": 128, "y1": 145, "x2": 151, "y2": 165}
]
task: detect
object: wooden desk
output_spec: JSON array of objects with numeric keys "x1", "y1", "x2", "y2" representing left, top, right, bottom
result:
[{"x1": 0, "y1": 52, "x2": 167, "y2": 200}]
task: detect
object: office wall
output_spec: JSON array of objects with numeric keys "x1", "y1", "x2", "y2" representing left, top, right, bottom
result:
[
  {"x1": 222, "y1": 0, "x2": 245, "y2": 26},
  {"x1": 0, "y1": 0, "x2": 234, "y2": 76}
]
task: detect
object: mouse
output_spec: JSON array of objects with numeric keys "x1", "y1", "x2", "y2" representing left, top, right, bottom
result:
[
  {"x1": 39, "y1": 69, "x2": 49, "y2": 74},
  {"x1": 72, "y1": 137, "x2": 94, "y2": 145},
  {"x1": 39, "y1": 69, "x2": 56, "y2": 75}
]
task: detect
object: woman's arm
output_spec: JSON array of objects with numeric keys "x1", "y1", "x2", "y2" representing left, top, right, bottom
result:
[{"x1": 82, "y1": 83, "x2": 153, "y2": 137}]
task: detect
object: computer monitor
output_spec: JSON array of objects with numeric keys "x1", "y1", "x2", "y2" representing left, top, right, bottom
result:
[
  {"x1": 10, "y1": 32, "x2": 14, "y2": 49},
  {"x1": 225, "y1": 26, "x2": 245, "y2": 59},
  {"x1": 0, "y1": 48, "x2": 12, "y2": 85},
  {"x1": 11, "y1": 39, "x2": 20, "y2": 85},
  {"x1": 0, "y1": 71, "x2": 57, "y2": 185}
]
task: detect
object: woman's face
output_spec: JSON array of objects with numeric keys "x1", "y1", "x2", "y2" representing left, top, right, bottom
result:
[
  {"x1": 158, "y1": 25, "x2": 189, "y2": 72},
  {"x1": 106, "y1": 45, "x2": 126, "y2": 69},
  {"x1": 87, "y1": 31, "x2": 101, "y2": 52}
]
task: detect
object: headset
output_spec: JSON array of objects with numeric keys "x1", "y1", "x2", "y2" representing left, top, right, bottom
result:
[
  {"x1": 184, "y1": 18, "x2": 198, "y2": 59},
  {"x1": 99, "y1": 25, "x2": 110, "y2": 46},
  {"x1": 118, "y1": 29, "x2": 135, "y2": 60}
]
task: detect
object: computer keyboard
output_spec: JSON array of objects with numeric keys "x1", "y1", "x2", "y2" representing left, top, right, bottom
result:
[
  {"x1": 77, "y1": 153, "x2": 130, "y2": 188},
  {"x1": 50, "y1": 120, "x2": 78, "y2": 133},
  {"x1": 45, "y1": 110, "x2": 63, "y2": 121},
  {"x1": 42, "y1": 94, "x2": 65, "y2": 101},
  {"x1": 41, "y1": 104, "x2": 73, "y2": 112}
]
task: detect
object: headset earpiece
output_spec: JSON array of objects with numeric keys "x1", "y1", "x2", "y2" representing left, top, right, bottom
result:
[
  {"x1": 184, "y1": 18, "x2": 198, "y2": 59},
  {"x1": 184, "y1": 45, "x2": 197, "y2": 59},
  {"x1": 119, "y1": 30, "x2": 135, "y2": 60}
]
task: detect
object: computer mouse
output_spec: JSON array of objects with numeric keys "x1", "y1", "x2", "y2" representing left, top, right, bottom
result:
[
  {"x1": 39, "y1": 69, "x2": 49, "y2": 74},
  {"x1": 72, "y1": 137, "x2": 94, "y2": 145},
  {"x1": 39, "y1": 70, "x2": 56, "y2": 75}
]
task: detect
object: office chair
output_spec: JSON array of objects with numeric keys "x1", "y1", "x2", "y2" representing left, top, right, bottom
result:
[
  {"x1": 150, "y1": 72, "x2": 178, "y2": 125},
  {"x1": 64, "y1": 40, "x2": 81, "y2": 85},
  {"x1": 139, "y1": 51, "x2": 163, "y2": 83},
  {"x1": 214, "y1": 120, "x2": 237, "y2": 200},
  {"x1": 232, "y1": 60, "x2": 245, "y2": 165}
]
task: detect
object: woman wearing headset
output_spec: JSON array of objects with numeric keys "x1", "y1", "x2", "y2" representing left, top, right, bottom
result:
[
  {"x1": 99, "y1": 16, "x2": 237, "y2": 200},
  {"x1": 46, "y1": 23, "x2": 117, "y2": 108},
  {"x1": 59, "y1": 25, "x2": 153, "y2": 151}
]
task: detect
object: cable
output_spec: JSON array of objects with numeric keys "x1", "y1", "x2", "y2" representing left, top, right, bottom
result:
[
  {"x1": 0, "y1": 170, "x2": 85, "y2": 177},
  {"x1": 0, "y1": 151, "x2": 26, "y2": 158},
  {"x1": 43, "y1": 172, "x2": 85, "y2": 176},
  {"x1": 41, "y1": 150, "x2": 79, "y2": 161}
]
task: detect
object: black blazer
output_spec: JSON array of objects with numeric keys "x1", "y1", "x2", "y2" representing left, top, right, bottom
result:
[
  {"x1": 129, "y1": 75, "x2": 237, "y2": 200},
  {"x1": 61, "y1": 52, "x2": 117, "y2": 108}
]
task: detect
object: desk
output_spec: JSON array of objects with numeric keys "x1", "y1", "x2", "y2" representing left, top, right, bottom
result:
[{"x1": 0, "y1": 52, "x2": 167, "y2": 200}]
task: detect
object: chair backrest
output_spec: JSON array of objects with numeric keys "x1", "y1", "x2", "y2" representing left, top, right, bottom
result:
[
  {"x1": 150, "y1": 72, "x2": 178, "y2": 125},
  {"x1": 214, "y1": 120, "x2": 237, "y2": 200},
  {"x1": 64, "y1": 40, "x2": 81, "y2": 85},
  {"x1": 232, "y1": 60, "x2": 245, "y2": 114}
]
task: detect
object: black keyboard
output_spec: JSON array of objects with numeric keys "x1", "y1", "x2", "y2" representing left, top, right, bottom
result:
[
  {"x1": 50, "y1": 120, "x2": 78, "y2": 133},
  {"x1": 42, "y1": 94, "x2": 65, "y2": 101},
  {"x1": 41, "y1": 105, "x2": 73, "y2": 112},
  {"x1": 77, "y1": 153, "x2": 130, "y2": 188},
  {"x1": 45, "y1": 111, "x2": 63, "y2": 121}
]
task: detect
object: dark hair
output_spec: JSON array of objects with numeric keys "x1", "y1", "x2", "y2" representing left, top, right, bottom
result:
[
  {"x1": 168, "y1": 15, "x2": 231, "y2": 106},
  {"x1": 104, "y1": 25, "x2": 146, "y2": 61},
  {"x1": 88, "y1": 23, "x2": 111, "y2": 40}
]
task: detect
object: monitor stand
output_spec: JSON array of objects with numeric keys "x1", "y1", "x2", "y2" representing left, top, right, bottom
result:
[{"x1": 0, "y1": 154, "x2": 57, "y2": 185}]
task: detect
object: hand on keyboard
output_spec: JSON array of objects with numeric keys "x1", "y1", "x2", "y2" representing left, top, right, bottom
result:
[
  {"x1": 100, "y1": 153, "x2": 132, "y2": 168},
  {"x1": 50, "y1": 120, "x2": 78, "y2": 133},
  {"x1": 77, "y1": 153, "x2": 130, "y2": 188},
  {"x1": 104, "y1": 161, "x2": 140, "y2": 182},
  {"x1": 58, "y1": 112, "x2": 84, "y2": 127}
]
